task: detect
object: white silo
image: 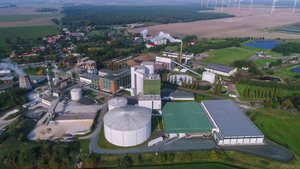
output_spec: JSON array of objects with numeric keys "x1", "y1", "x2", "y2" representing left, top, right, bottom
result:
[
  {"x1": 70, "y1": 88, "x2": 82, "y2": 101},
  {"x1": 104, "y1": 106, "x2": 152, "y2": 147},
  {"x1": 202, "y1": 71, "x2": 216, "y2": 84},
  {"x1": 108, "y1": 97, "x2": 128, "y2": 111},
  {"x1": 135, "y1": 65, "x2": 145, "y2": 95},
  {"x1": 141, "y1": 61, "x2": 155, "y2": 74},
  {"x1": 131, "y1": 67, "x2": 136, "y2": 89}
]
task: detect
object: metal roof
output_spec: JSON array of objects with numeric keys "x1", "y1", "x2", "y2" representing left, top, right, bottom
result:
[
  {"x1": 205, "y1": 64, "x2": 235, "y2": 73},
  {"x1": 169, "y1": 92, "x2": 194, "y2": 98},
  {"x1": 82, "y1": 73, "x2": 100, "y2": 80},
  {"x1": 201, "y1": 100, "x2": 264, "y2": 138},
  {"x1": 138, "y1": 94, "x2": 161, "y2": 101},
  {"x1": 99, "y1": 68, "x2": 131, "y2": 81},
  {"x1": 103, "y1": 106, "x2": 151, "y2": 131},
  {"x1": 162, "y1": 102, "x2": 213, "y2": 134}
]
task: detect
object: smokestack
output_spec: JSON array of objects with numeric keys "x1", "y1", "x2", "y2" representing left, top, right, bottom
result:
[{"x1": 19, "y1": 75, "x2": 33, "y2": 90}]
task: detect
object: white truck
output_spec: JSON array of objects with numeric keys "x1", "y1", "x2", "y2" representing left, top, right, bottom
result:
[{"x1": 148, "y1": 136, "x2": 163, "y2": 147}]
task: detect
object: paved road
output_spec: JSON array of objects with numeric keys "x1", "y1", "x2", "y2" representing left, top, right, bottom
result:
[{"x1": 0, "y1": 109, "x2": 20, "y2": 130}]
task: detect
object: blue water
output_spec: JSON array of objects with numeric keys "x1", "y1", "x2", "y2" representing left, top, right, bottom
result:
[
  {"x1": 293, "y1": 66, "x2": 300, "y2": 73},
  {"x1": 243, "y1": 41, "x2": 283, "y2": 49}
]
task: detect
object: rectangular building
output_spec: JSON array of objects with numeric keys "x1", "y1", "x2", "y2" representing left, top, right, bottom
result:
[
  {"x1": 138, "y1": 94, "x2": 161, "y2": 110},
  {"x1": 205, "y1": 64, "x2": 237, "y2": 77},
  {"x1": 143, "y1": 74, "x2": 160, "y2": 95},
  {"x1": 99, "y1": 68, "x2": 131, "y2": 93},
  {"x1": 201, "y1": 100, "x2": 264, "y2": 145}
]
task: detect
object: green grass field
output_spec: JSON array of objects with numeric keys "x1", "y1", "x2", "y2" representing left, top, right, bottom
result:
[
  {"x1": 250, "y1": 108, "x2": 300, "y2": 156},
  {"x1": 236, "y1": 84, "x2": 298, "y2": 99},
  {"x1": 165, "y1": 46, "x2": 179, "y2": 51},
  {"x1": 240, "y1": 45, "x2": 285, "y2": 57},
  {"x1": 0, "y1": 25, "x2": 57, "y2": 46},
  {"x1": 24, "y1": 67, "x2": 46, "y2": 75},
  {"x1": 0, "y1": 14, "x2": 65, "y2": 22},
  {"x1": 274, "y1": 65, "x2": 300, "y2": 83},
  {"x1": 133, "y1": 163, "x2": 240, "y2": 169},
  {"x1": 202, "y1": 47, "x2": 254, "y2": 65},
  {"x1": 253, "y1": 59, "x2": 277, "y2": 67}
]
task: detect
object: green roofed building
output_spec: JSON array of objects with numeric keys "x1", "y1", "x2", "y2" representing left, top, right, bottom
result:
[{"x1": 162, "y1": 102, "x2": 213, "y2": 134}]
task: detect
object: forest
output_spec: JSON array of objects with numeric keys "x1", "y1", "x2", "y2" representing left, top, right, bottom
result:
[
  {"x1": 272, "y1": 42, "x2": 300, "y2": 56},
  {"x1": 60, "y1": 5, "x2": 234, "y2": 27},
  {"x1": 238, "y1": 78, "x2": 300, "y2": 91},
  {"x1": 35, "y1": 8, "x2": 59, "y2": 12},
  {"x1": 0, "y1": 88, "x2": 27, "y2": 115}
]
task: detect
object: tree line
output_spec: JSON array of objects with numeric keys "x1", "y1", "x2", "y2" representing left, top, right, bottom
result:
[
  {"x1": 161, "y1": 73, "x2": 198, "y2": 90},
  {"x1": 238, "y1": 78, "x2": 300, "y2": 91},
  {"x1": 272, "y1": 42, "x2": 300, "y2": 56},
  {"x1": 35, "y1": 8, "x2": 59, "y2": 12},
  {"x1": 60, "y1": 5, "x2": 234, "y2": 27},
  {"x1": 0, "y1": 88, "x2": 27, "y2": 115}
]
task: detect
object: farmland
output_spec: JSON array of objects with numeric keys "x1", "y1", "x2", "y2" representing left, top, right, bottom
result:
[
  {"x1": 201, "y1": 47, "x2": 254, "y2": 65},
  {"x1": 0, "y1": 14, "x2": 64, "y2": 22},
  {"x1": 132, "y1": 8, "x2": 300, "y2": 39},
  {"x1": 0, "y1": 26, "x2": 57, "y2": 46}
]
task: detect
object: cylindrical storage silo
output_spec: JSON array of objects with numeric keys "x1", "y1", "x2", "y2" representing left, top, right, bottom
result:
[
  {"x1": 202, "y1": 71, "x2": 215, "y2": 84},
  {"x1": 108, "y1": 97, "x2": 128, "y2": 111},
  {"x1": 103, "y1": 106, "x2": 152, "y2": 147},
  {"x1": 197, "y1": 80, "x2": 212, "y2": 90},
  {"x1": 131, "y1": 67, "x2": 136, "y2": 89},
  {"x1": 70, "y1": 88, "x2": 82, "y2": 101},
  {"x1": 135, "y1": 66, "x2": 145, "y2": 95},
  {"x1": 141, "y1": 61, "x2": 155, "y2": 75}
]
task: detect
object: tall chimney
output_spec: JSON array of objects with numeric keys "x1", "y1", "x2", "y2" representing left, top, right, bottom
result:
[{"x1": 19, "y1": 75, "x2": 33, "y2": 90}]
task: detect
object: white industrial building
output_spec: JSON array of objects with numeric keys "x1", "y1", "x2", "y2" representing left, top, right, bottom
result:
[
  {"x1": 70, "y1": 88, "x2": 82, "y2": 101},
  {"x1": 130, "y1": 61, "x2": 155, "y2": 96},
  {"x1": 202, "y1": 71, "x2": 216, "y2": 84},
  {"x1": 205, "y1": 64, "x2": 237, "y2": 77},
  {"x1": 155, "y1": 56, "x2": 172, "y2": 70},
  {"x1": 108, "y1": 97, "x2": 128, "y2": 111},
  {"x1": 103, "y1": 106, "x2": 152, "y2": 147},
  {"x1": 162, "y1": 50, "x2": 194, "y2": 61},
  {"x1": 42, "y1": 96, "x2": 59, "y2": 106},
  {"x1": 138, "y1": 94, "x2": 161, "y2": 111},
  {"x1": 162, "y1": 92, "x2": 195, "y2": 101},
  {"x1": 201, "y1": 100, "x2": 264, "y2": 145}
]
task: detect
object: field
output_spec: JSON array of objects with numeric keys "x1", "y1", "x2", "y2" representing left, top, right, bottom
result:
[
  {"x1": 24, "y1": 67, "x2": 47, "y2": 75},
  {"x1": 131, "y1": 8, "x2": 300, "y2": 39},
  {"x1": 133, "y1": 163, "x2": 239, "y2": 169},
  {"x1": 165, "y1": 46, "x2": 179, "y2": 51},
  {"x1": 249, "y1": 108, "x2": 300, "y2": 156},
  {"x1": 0, "y1": 26, "x2": 57, "y2": 46},
  {"x1": 274, "y1": 65, "x2": 300, "y2": 83},
  {"x1": 0, "y1": 14, "x2": 64, "y2": 22},
  {"x1": 253, "y1": 59, "x2": 277, "y2": 67},
  {"x1": 201, "y1": 47, "x2": 254, "y2": 65}
]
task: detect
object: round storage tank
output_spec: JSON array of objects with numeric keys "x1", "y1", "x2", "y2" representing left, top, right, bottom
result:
[
  {"x1": 197, "y1": 80, "x2": 212, "y2": 90},
  {"x1": 71, "y1": 88, "x2": 82, "y2": 101},
  {"x1": 202, "y1": 71, "x2": 215, "y2": 84},
  {"x1": 104, "y1": 106, "x2": 152, "y2": 147},
  {"x1": 141, "y1": 61, "x2": 155, "y2": 74},
  {"x1": 108, "y1": 97, "x2": 128, "y2": 111}
]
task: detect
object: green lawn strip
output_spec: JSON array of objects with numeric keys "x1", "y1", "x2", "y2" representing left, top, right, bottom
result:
[
  {"x1": 274, "y1": 65, "x2": 300, "y2": 83},
  {"x1": 23, "y1": 67, "x2": 46, "y2": 75},
  {"x1": 165, "y1": 46, "x2": 179, "y2": 51},
  {"x1": 253, "y1": 59, "x2": 277, "y2": 67},
  {"x1": 0, "y1": 14, "x2": 65, "y2": 22},
  {"x1": 203, "y1": 48, "x2": 254, "y2": 65}
]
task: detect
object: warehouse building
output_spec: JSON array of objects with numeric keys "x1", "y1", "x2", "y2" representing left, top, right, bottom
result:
[
  {"x1": 162, "y1": 102, "x2": 213, "y2": 138},
  {"x1": 162, "y1": 100, "x2": 264, "y2": 145},
  {"x1": 138, "y1": 94, "x2": 161, "y2": 111},
  {"x1": 201, "y1": 100, "x2": 264, "y2": 145},
  {"x1": 162, "y1": 50, "x2": 194, "y2": 61},
  {"x1": 205, "y1": 64, "x2": 237, "y2": 77},
  {"x1": 99, "y1": 68, "x2": 131, "y2": 93},
  {"x1": 162, "y1": 92, "x2": 195, "y2": 101}
]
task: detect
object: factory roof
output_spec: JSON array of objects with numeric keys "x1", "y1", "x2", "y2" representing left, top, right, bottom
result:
[
  {"x1": 143, "y1": 74, "x2": 160, "y2": 80},
  {"x1": 55, "y1": 111, "x2": 95, "y2": 120},
  {"x1": 138, "y1": 94, "x2": 161, "y2": 101},
  {"x1": 0, "y1": 76, "x2": 14, "y2": 81},
  {"x1": 82, "y1": 73, "x2": 100, "y2": 80},
  {"x1": 42, "y1": 96, "x2": 58, "y2": 102},
  {"x1": 163, "y1": 50, "x2": 179, "y2": 54},
  {"x1": 0, "y1": 83, "x2": 13, "y2": 91},
  {"x1": 99, "y1": 68, "x2": 130, "y2": 81},
  {"x1": 205, "y1": 64, "x2": 236, "y2": 73},
  {"x1": 201, "y1": 100, "x2": 264, "y2": 138},
  {"x1": 162, "y1": 102, "x2": 212, "y2": 134},
  {"x1": 169, "y1": 92, "x2": 194, "y2": 98}
]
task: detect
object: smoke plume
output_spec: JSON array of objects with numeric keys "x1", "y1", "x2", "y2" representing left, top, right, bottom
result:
[
  {"x1": 0, "y1": 58, "x2": 26, "y2": 76},
  {"x1": 140, "y1": 29, "x2": 182, "y2": 43}
]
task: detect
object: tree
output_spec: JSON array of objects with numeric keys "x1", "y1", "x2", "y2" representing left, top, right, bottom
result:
[
  {"x1": 194, "y1": 82, "x2": 198, "y2": 90},
  {"x1": 174, "y1": 75, "x2": 177, "y2": 85},
  {"x1": 265, "y1": 99, "x2": 273, "y2": 108},
  {"x1": 183, "y1": 77, "x2": 187, "y2": 87},
  {"x1": 191, "y1": 79, "x2": 195, "y2": 89},
  {"x1": 187, "y1": 79, "x2": 191, "y2": 88},
  {"x1": 243, "y1": 88, "x2": 248, "y2": 98},
  {"x1": 282, "y1": 99, "x2": 294, "y2": 111}
]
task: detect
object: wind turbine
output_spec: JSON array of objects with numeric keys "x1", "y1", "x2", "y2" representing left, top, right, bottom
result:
[
  {"x1": 271, "y1": 0, "x2": 278, "y2": 14},
  {"x1": 201, "y1": 0, "x2": 204, "y2": 7},
  {"x1": 228, "y1": 0, "x2": 231, "y2": 8},
  {"x1": 250, "y1": 0, "x2": 253, "y2": 9},
  {"x1": 238, "y1": 0, "x2": 243, "y2": 11},
  {"x1": 293, "y1": 0, "x2": 299, "y2": 13},
  {"x1": 215, "y1": 0, "x2": 218, "y2": 10},
  {"x1": 234, "y1": 0, "x2": 238, "y2": 8},
  {"x1": 222, "y1": 0, "x2": 226, "y2": 12},
  {"x1": 207, "y1": 0, "x2": 210, "y2": 7}
]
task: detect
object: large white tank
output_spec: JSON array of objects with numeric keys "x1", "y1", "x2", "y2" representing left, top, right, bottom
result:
[
  {"x1": 108, "y1": 97, "x2": 128, "y2": 111},
  {"x1": 136, "y1": 66, "x2": 145, "y2": 95},
  {"x1": 70, "y1": 88, "x2": 82, "y2": 101},
  {"x1": 104, "y1": 106, "x2": 152, "y2": 147},
  {"x1": 202, "y1": 71, "x2": 216, "y2": 84},
  {"x1": 141, "y1": 61, "x2": 155, "y2": 74},
  {"x1": 131, "y1": 67, "x2": 136, "y2": 89}
]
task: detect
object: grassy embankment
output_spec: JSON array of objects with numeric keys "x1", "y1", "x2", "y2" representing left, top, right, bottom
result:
[{"x1": 24, "y1": 67, "x2": 47, "y2": 75}]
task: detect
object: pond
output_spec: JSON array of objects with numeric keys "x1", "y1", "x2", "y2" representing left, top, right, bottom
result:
[
  {"x1": 293, "y1": 66, "x2": 300, "y2": 73},
  {"x1": 243, "y1": 41, "x2": 283, "y2": 49}
]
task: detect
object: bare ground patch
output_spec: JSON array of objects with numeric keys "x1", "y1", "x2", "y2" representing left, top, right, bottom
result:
[
  {"x1": 0, "y1": 17, "x2": 61, "y2": 28},
  {"x1": 131, "y1": 8, "x2": 300, "y2": 39}
]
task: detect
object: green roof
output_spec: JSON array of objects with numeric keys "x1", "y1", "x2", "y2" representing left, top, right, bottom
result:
[{"x1": 162, "y1": 102, "x2": 212, "y2": 134}]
